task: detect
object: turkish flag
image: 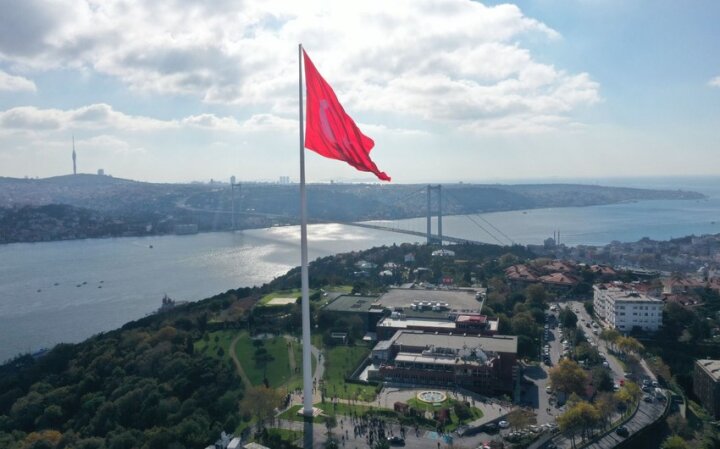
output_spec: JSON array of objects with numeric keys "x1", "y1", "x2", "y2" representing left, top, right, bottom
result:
[{"x1": 303, "y1": 50, "x2": 391, "y2": 181}]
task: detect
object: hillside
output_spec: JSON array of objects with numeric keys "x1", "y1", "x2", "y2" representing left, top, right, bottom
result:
[{"x1": 0, "y1": 175, "x2": 705, "y2": 244}]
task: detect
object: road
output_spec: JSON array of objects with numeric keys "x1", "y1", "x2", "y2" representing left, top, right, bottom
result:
[{"x1": 534, "y1": 301, "x2": 668, "y2": 449}]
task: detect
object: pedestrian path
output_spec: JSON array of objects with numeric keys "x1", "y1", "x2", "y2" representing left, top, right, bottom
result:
[{"x1": 229, "y1": 333, "x2": 252, "y2": 388}]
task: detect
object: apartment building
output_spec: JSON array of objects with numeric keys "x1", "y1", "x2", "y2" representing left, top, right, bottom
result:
[{"x1": 593, "y1": 283, "x2": 663, "y2": 332}]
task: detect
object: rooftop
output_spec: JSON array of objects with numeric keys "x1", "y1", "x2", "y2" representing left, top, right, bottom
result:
[
  {"x1": 378, "y1": 287, "x2": 481, "y2": 310},
  {"x1": 394, "y1": 352, "x2": 484, "y2": 366},
  {"x1": 697, "y1": 359, "x2": 720, "y2": 382},
  {"x1": 323, "y1": 295, "x2": 383, "y2": 313},
  {"x1": 377, "y1": 317, "x2": 456, "y2": 330},
  {"x1": 393, "y1": 330, "x2": 517, "y2": 354},
  {"x1": 456, "y1": 314, "x2": 488, "y2": 324},
  {"x1": 595, "y1": 284, "x2": 662, "y2": 303}
]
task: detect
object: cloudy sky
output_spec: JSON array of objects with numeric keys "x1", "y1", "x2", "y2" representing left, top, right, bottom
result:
[{"x1": 0, "y1": 0, "x2": 718, "y2": 183}]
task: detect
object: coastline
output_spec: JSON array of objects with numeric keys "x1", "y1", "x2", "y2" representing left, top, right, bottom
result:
[{"x1": 0, "y1": 188, "x2": 706, "y2": 246}]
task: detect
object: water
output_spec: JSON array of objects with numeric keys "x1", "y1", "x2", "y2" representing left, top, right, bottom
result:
[
  {"x1": 1, "y1": 177, "x2": 719, "y2": 362},
  {"x1": 370, "y1": 196, "x2": 720, "y2": 247},
  {"x1": 0, "y1": 225, "x2": 423, "y2": 362}
]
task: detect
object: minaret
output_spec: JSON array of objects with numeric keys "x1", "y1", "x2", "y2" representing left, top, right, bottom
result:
[{"x1": 72, "y1": 136, "x2": 77, "y2": 175}]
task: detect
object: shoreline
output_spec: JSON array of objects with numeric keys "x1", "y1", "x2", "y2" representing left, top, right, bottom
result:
[{"x1": 0, "y1": 193, "x2": 708, "y2": 247}]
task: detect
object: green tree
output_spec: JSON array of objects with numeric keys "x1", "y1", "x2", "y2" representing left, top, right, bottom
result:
[
  {"x1": 667, "y1": 414, "x2": 691, "y2": 439},
  {"x1": 614, "y1": 381, "x2": 641, "y2": 412},
  {"x1": 593, "y1": 393, "x2": 617, "y2": 429},
  {"x1": 599, "y1": 329, "x2": 621, "y2": 351},
  {"x1": 549, "y1": 359, "x2": 589, "y2": 397},
  {"x1": 661, "y1": 435, "x2": 690, "y2": 449},
  {"x1": 525, "y1": 284, "x2": 547, "y2": 307},
  {"x1": 591, "y1": 366, "x2": 613, "y2": 392},
  {"x1": 511, "y1": 312, "x2": 539, "y2": 339},
  {"x1": 239, "y1": 386, "x2": 282, "y2": 430},
  {"x1": 559, "y1": 308, "x2": 578, "y2": 329},
  {"x1": 616, "y1": 336, "x2": 643, "y2": 360},
  {"x1": 557, "y1": 401, "x2": 600, "y2": 444}
]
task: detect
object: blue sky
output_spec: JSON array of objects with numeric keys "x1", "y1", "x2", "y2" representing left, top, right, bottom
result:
[{"x1": 0, "y1": 0, "x2": 718, "y2": 183}]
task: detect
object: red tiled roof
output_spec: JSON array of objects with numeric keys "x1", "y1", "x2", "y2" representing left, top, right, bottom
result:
[{"x1": 538, "y1": 272, "x2": 578, "y2": 286}]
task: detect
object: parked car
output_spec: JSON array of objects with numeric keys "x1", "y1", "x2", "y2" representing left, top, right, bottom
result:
[
  {"x1": 498, "y1": 420, "x2": 510, "y2": 428},
  {"x1": 616, "y1": 426, "x2": 629, "y2": 437},
  {"x1": 387, "y1": 436, "x2": 405, "y2": 446}
]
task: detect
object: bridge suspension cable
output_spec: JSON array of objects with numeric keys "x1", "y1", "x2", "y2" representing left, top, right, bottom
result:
[
  {"x1": 462, "y1": 214, "x2": 506, "y2": 246},
  {"x1": 443, "y1": 189, "x2": 515, "y2": 246},
  {"x1": 471, "y1": 213, "x2": 515, "y2": 245}
]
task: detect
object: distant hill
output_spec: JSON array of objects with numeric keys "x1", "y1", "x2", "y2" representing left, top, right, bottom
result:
[{"x1": 0, "y1": 174, "x2": 705, "y2": 244}]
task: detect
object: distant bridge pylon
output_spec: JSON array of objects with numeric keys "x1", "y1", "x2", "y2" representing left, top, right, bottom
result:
[{"x1": 427, "y1": 184, "x2": 442, "y2": 245}]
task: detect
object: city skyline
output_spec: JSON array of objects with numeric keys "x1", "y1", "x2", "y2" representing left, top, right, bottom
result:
[{"x1": 0, "y1": 0, "x2": 718, "y2": 183}]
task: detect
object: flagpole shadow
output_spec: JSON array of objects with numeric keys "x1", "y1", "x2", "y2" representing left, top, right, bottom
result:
[{"x1": 303, "y1": 417, "x2": 314, "y2": 449}]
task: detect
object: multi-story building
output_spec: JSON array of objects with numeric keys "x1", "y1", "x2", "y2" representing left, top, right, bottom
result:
[
  {"x1": 370, "y1": 330, "x2": 517, "y2": 395},
  {"x1": 593, "y1": 283, "x2": 663, "y2": 332},
  {"x1": 694, "y1": 359, "x2": 720, "y2": 419},
  {"x1": 375, "y1": 313, "x2": 499, "y2": 340}
]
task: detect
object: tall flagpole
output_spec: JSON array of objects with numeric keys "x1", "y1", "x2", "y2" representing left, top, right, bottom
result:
[{"x1": 298, "y1": 43, "x2": 313, "y2": 417}]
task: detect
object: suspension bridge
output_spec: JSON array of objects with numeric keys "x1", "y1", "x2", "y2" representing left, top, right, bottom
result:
[{"x1": 178, "y1": 184, "x2": 519, "y2": 246}]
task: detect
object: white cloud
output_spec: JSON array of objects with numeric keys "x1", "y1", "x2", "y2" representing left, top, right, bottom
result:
[
  {"x1": 709, "y1": 76, "x2": 720, "y2": 88},
  {"x1": 0, "y1": 103, "x2": 295, "y2": 137},
  {"x1": 0, "y1": 104, "x2": 176, "y2": 131},
  {"x1": 0, "y1": 0, "x2": 599, "y2": 133},
  {"x1": 77, "y1": 135, "x2": 146, "y2": 154},
  {"x1": 0, "y1": 70, "x2": 36, "y2": 92}
]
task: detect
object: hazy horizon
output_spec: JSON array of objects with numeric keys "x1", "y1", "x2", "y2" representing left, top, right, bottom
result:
[{"x1": 5, "y1": 173, "x2": 720, "y2": 190}]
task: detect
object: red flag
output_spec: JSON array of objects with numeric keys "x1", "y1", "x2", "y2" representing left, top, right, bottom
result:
[{"x1": 303, "y1": 50, "x2": 390, "y2": 181}]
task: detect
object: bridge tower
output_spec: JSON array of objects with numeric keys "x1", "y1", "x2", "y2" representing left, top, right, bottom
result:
[
  {"x1": 72, "y1": 136, "x2": 77, "y2": 175},
  {"x1": 230, "y1": 177, "x2": 240, "y2": 230},
  {"x1": 426, "y1": 184, "x2": 442, "y2": 245}
]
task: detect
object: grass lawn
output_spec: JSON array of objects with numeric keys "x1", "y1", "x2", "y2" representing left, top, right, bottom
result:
[
  {"x1": 322, "y1": 345, "x2": 377, "y2": 402},
  {"x1": 235, "y1": 334, "x2": 298, "y2": 388},
  {"x1": 405, "y1": 397, "x2": 483, "y2": 432},
  {"x1": 266, "y1": 428, "x2": 302, "y2": 444},
  {"x1": 324, "y1": 285, "x2": 353, "y2": 294},
  {"x1": 197, "y1": 331, "x2": 315, "y2": 390},
  {"x1": 194, "y1": 329, "x2": 235, "y2": 357},
  {"x1": 278, "y1": 405, "x2": 325, "y2": 423}
]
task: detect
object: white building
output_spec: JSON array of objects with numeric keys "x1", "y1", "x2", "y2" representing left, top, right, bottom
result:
[{"x1": 593, "y1": 284, "x2": 663, "y2": 332}]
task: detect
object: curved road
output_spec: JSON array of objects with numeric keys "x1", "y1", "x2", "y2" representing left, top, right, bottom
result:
[{"x1": 536, "y1": 301, "x2": 669, "y2": 449}]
